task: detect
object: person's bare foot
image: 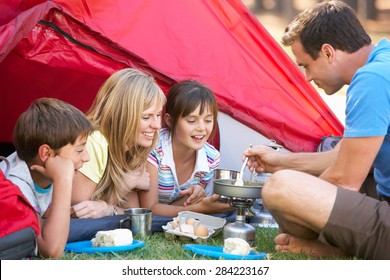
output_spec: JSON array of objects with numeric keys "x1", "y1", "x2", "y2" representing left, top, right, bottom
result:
[{"x1": 274, "y1": 233, "x2": 347, "y2": 258}]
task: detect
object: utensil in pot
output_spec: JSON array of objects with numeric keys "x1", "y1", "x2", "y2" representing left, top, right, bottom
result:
[
  {"x1": 234, "y1": 144, "x2": 253, "y2": 186},
  {"x1": 234, "y1": 158, "x2": 248, "y2": 186}
]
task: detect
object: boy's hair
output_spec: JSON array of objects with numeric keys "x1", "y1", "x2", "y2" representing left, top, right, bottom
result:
[
  {"x1": 281, "y1": 0, "x2": 371, "y2": 59},
  {"x1": 165, "y1": 80, "x2": 218, "y2": 139},
  {"x1": 87, "y1": 68, "x2": 166, "y2": 205},
  {"x1": 13, "y1": 98, "x2": 93, "y2": 162}
]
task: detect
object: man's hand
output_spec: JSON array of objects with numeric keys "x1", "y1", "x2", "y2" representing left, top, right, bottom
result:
[{"x1": 244, "y1": 144, "x2": 282, "y2": 173}]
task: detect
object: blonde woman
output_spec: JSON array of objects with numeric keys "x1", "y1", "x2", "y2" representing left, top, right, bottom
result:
[{"x1": 71, "y1": 68, "x2": 166, "y2": 219}]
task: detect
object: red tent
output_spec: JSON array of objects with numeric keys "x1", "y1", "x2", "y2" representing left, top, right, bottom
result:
[{"x1": 0, "y1": 0, "x2": 343, "y2": 152}]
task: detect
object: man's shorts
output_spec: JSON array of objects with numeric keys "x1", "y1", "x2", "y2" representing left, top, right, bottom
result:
[{"x1": 319, "y1": 187, "x2": 390, "y2": 259}]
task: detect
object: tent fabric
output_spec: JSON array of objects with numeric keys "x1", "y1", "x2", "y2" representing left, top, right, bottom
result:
[{"x1": 0, "y1": 0, "x2": 344, "y2": 152}]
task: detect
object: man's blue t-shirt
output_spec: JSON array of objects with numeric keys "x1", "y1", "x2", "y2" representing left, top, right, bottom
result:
[{"x1": 344, "y1": 38, "x2": 390, "y2": 197}]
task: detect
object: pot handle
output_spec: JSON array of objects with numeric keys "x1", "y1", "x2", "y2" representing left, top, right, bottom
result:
[{"x1": 119, "y1": 216, "x2": 132, "y2": 229}]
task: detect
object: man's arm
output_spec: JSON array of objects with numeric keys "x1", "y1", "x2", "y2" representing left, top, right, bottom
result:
[
  {"x1": 246, "y1": 143, "x2": 340, "y2": 176},
  {"x1": 320, "y1": 136, "x2": 383, "y2": 191}
]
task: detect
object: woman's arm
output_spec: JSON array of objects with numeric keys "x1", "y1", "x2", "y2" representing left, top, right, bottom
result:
[
  {"x1": 71, "y1": 171, "x2": 113, "y2": 218},
  {"x1": 138, "y1": 162, "x2": 161, "y2": 209},
  {"x1": 71, "y1": 170, "x2": 97, "y2": 204}
]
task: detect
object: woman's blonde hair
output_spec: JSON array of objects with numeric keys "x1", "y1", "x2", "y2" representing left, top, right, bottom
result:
[{"x1": 87, "y1": 68, "x2": 166, "y2": 205}]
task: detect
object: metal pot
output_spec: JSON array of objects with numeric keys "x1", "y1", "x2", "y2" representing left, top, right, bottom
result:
[
  {"x1": 213, "y1": 169, "x2": 239, "y2": 180},
  {"x1": 214, "y1": 179, "x2": 263, "y2": 198},
  {"x1": 213, "y1": 169, "x2": 263, "y2": 199}
]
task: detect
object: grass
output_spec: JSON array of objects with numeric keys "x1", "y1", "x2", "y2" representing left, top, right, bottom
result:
[{"x1": 54, "y1": 227, "x2": 353, "y2": 260}]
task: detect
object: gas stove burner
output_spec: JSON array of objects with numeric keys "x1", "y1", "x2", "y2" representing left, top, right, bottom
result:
[
  {"x1": 228, "y1": 196, "x2": 256, "y2": 209},
  {"x1": 213, "y1": 169, "x2": 277, "y2": 245},
  {"x1": 220, "y1": 196, "x2": 255, "y2": 217},
  {"x1": 229, "y1": 196, "x2": 256, "y2": 202}
]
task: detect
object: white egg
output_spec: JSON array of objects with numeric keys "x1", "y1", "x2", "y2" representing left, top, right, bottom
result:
[{"x1": 180, "y1": 223, "x2": 194, "y2": 234}]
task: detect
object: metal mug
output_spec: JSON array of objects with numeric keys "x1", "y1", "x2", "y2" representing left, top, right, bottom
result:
[{"x1": 119, "y1": 208, "x2": 152, "y2": 239}]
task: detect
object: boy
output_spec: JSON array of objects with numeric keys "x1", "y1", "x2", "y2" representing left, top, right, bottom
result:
[{"x1": 0, "y1": 98, "x2": 92, "y2": 258}]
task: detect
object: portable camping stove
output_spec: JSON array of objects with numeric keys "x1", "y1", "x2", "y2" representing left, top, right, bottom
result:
[
  {"x1": 214, "y1": 169, "x2": 278, "y2": 247},
  {"x1": 248, "y1": 198, "x2": 278, "y2": 228},
  {"x1": 223, "y1": 196, "x2": 257, "y2": 247}
]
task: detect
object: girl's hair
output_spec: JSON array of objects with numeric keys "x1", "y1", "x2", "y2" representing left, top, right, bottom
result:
[
  {"x1": 14, "y1": 98, "x2": 92, "y2": 162},
  {"x1": 165, "y1": 80, "x2": 218, "y2": 139},
  {"x1": 87, "y1": 68, "x2": 166, "y2": 205}
]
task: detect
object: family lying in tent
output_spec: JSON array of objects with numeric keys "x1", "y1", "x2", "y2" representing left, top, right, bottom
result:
[
  {"x1": 1, "y1": 1, "x2": 389, "y2": 259},
  {"x1": 0, "y1": 69, "x2": 236, "y2": 259}
]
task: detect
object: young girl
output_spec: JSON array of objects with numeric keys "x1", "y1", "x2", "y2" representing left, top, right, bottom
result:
[
  {"x1": 71, "y1": 68, "x2": 166, "y2": 218},
  {"x1": 139, "y1": 80, "x2": 234, "y2": 217}
]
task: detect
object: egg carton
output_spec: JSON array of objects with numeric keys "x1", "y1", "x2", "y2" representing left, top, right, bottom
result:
[{"x1": 162, "y1": 211, "x2": 226, "y2": 243}]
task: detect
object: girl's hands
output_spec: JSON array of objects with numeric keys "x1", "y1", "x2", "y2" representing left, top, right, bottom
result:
[
  {"x1": 197, "y1": 194, "x2": 236, "y2": 213},
  {"x1": 179, "y1": 185, "x2": 206, "y2": 206}
]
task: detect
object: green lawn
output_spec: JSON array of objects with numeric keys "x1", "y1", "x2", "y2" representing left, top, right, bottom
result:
[{"x1": 56, "y1": 227, "x2": 354, "y2": 260}]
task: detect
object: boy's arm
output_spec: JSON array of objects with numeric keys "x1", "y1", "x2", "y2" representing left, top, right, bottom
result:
[{"x1": 31, "y1": 156, "x2": 74, "y2": 258}]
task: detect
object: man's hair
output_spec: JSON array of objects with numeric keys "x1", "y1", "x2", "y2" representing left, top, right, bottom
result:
[
  {"x1": 13, "y1": 98, "x2": 93, "y2": 161},
  {"x1": 282, "y1": 0, "x2": 371, "y2": 59}
]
